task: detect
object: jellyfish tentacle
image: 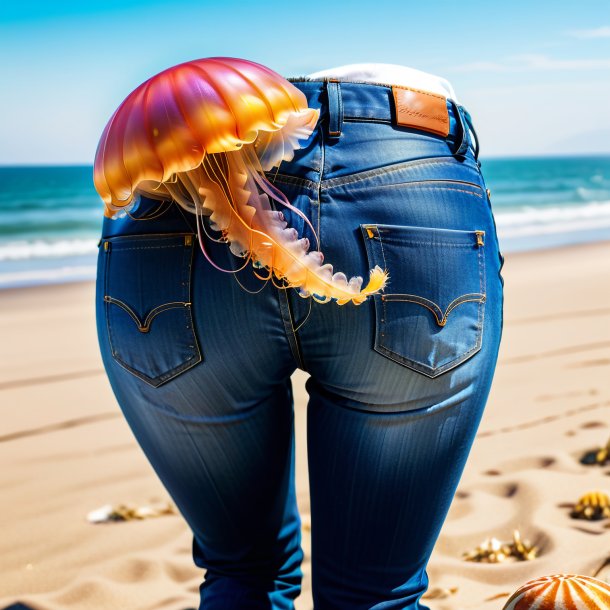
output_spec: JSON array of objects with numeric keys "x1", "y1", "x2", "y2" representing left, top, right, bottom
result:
[
  {"x1": 186, "y1": 155, "x2": 390, "y2": 305},
  {"x1": 168, "y1": 159, "x2": 257, "y2": 276},
  {"x1": 233, "y1": 270, "x2": 270, "y2": 294},
  {"x1": 203, "y1": 153, "x2": 251, "y2": 237},
  {"x1": 196, "y1": 202, "x2": 255, "y2": 275},
  {"x1": 164, "y1": 179, "x2": 198, "y2": 213},
  {"x1": 187, "y1": 160, "x2": 268, "y2": 277},
  {"x1": 190, "y1": 205, "x2": 237, "y2": 274},
  {"x1": 241, "y1": 145, "x2": 321, "y2": 251},
  {"x1": 197, "y1": 158, "x2": 385, "y2": 304},
  {"x1": 187, "y1": 156, "x2": 240, "y2": 243}
]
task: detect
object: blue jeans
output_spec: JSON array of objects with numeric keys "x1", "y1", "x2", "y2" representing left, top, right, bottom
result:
[{"x1": 95, "y1": 79, "x2": 504, "y2": 609}]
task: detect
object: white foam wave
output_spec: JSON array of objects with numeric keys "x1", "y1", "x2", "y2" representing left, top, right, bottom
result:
[
  {"x1": 495, "y1": 200, "x2": 610, "y2": 238},
  {"x1": 0, "y1": 265, "x2": 97, "y2": 288},
  {"x1": 0, "y1": 238, "x2": 98, "y2": 261},
  {"x1": 495, "y1": 200, "x2": 610, "y2": 226},
  {"x1": 2, "y1": 201, "x2": 610, "y2": 267}
]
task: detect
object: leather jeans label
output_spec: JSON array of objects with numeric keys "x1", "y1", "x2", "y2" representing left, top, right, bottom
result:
[{"x1": 392, "y1": 86, "x2": 450, "y2": 137}]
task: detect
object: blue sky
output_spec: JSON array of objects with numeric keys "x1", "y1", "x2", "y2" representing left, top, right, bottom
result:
[{"x1": 1, "y1": 0, "x2": 609, "y2": 164}]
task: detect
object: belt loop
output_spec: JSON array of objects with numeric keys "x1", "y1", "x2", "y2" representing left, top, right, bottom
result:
[
  {"x1": 326, "y1": 79, "x2": 343, "y2": 139},
  {"x1": 449, "y1": 99, "x2": 470, "y2": 159},
  {"x1": 462, "y1": 106, "x2": 480, "y2": 161}
]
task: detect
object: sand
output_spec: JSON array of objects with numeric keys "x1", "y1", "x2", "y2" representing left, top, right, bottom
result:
[{"x1": 1, "y1": 241, "x2": 609, "y2": 610}]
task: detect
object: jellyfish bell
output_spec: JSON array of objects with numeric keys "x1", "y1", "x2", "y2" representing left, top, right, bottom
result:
[{"x1": 93, "y1": 56, "x2": 389, "y2": 305}]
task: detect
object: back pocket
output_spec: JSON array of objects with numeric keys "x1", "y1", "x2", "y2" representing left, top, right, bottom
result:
[
  {"x1": 361, "y1": 224, "x2": 486, "y2": 378},
  {"x1": 101, "y1": 233, "x2": 202, "y2": 387}
]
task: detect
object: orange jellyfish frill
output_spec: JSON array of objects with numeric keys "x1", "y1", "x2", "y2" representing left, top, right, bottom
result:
[{"x1": 93, "y1": 56, "x2": 389, "y2": 305}]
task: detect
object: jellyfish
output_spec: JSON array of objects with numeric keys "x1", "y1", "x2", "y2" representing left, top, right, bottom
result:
[{"x1": 93, "y1": 57, "x2": 388, "y2": 305}]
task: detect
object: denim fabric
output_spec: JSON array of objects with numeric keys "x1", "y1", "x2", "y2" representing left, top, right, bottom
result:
[{"x1": 95, "y1": 79, "x2": 504, "y2": 610}]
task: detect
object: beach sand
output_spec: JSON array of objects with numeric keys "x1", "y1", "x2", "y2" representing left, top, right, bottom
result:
[{"x1": 1, "y1": 241, "x2": 609, "y2": 610}]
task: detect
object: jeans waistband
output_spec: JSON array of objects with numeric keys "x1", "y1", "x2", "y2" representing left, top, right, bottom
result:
[{"x1": 287, "y1": 79, "x2": 479, "y2": 160}]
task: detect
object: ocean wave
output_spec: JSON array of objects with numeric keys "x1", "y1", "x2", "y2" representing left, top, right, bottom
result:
[
  {"x1": 2, "y1": 202, "x2": 610, "y2": 265},
  {"x1": 0, "y1": 265, "x2": 97, "y2": 288},
  {"x1": 0, "y1": 239, "x2": 99, "y2": 261},
  {"x1": 495, "y1": 200, "x2": 610, "y2": 237}
]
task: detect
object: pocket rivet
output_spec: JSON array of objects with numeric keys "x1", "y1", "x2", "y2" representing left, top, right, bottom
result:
[{"x1": 486, "y1": 188, "x2": 491, "y2": 200}]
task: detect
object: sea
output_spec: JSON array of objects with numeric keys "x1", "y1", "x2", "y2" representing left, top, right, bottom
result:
[{"x1": 1, "y1": 156, "x2": 610, "y2": 289}]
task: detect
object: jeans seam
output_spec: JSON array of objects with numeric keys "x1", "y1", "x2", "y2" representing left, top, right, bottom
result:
[
  {"x1": 277, "y1": 288, "x2": 306, "y2": 371},
  {"x1": 318, "y1": 122, "x2": 325, "y2": 247},
  {"x1": 359, "y1": 178, "x2": 484, "y2": 195},
  {"x1": 343, "y1": 116, "x2": 391, "y2": 123},
  {"x1": 263, "y1": 163, "x2": 482, "y2": 197},
  {"x1": 321, "y1": 157, "x2": 473, "y2": 190},
  {"x1": 263, "y1": 171, "x2": 318, "y2": 191}
]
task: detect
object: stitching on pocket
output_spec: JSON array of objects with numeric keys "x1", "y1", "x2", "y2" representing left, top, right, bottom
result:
[
  {"x1": 104, "y1": 295, "x2": 192, "y2": 333},
  {"x1": 109, "y1": 244, "x2": 185, "y2": 251},
  {"x1": 382, "y1": 292, "x2": 486, "y2": 327},
  {"x1": 364, "y1": 223, "x2": 487, "y2": 377},
  {"x1": 103, "y1": 233, "x2": 202, "y2": 387}
]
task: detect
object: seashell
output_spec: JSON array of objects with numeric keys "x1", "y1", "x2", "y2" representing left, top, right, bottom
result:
[
  {"x1": 511, "y1": 528, "x2": 539, "y2": 561},
  {"x1": 86, "y1": 502, "x2": 176, "y2": 523},
  {"x1": 501, "y1": 574, "x2": 610, "y2": 609},
  {"x1": 86, "y1": 503, "x2": 116, "y2": 523},
  {"x1": 462, "y1": 529, "x2": 538, "y2": 563},
  {"x1": 580, "y1": 436, "x2": 610, "y2": 466},
  {"x1": 421, "y1": 586, "x2": 459, "y2": 599},
  {"x1": 569, "y1": 490, "x2": 610, "y2": 521}
]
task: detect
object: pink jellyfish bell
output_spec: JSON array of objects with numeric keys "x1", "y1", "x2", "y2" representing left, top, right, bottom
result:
[{"x1": 93, "y1": 56, "x2": 389, "y2": 305}]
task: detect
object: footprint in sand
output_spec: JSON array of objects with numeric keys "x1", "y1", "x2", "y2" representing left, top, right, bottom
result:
[
  {"x1": 443, "y1": 479, "x2": 553, "y2": 560},
  {"x1": 481, "y1": 456, "x2": 557, "y2": 477},
  {"x1": 162, "y1": 558, "x2": 201, "y2": 583},
  {"x1": 579, "y1": 420, "x2": 608, "y2": 429},
  {"x1": 445, "y1": 475, "x2": 565, "y2": 569},
  {"x1": 479, "y1": 481, "x2": 520, "y2": 498},
  {"x1": 102, "y1": 556, "x2": 163, "y2": 583}
]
